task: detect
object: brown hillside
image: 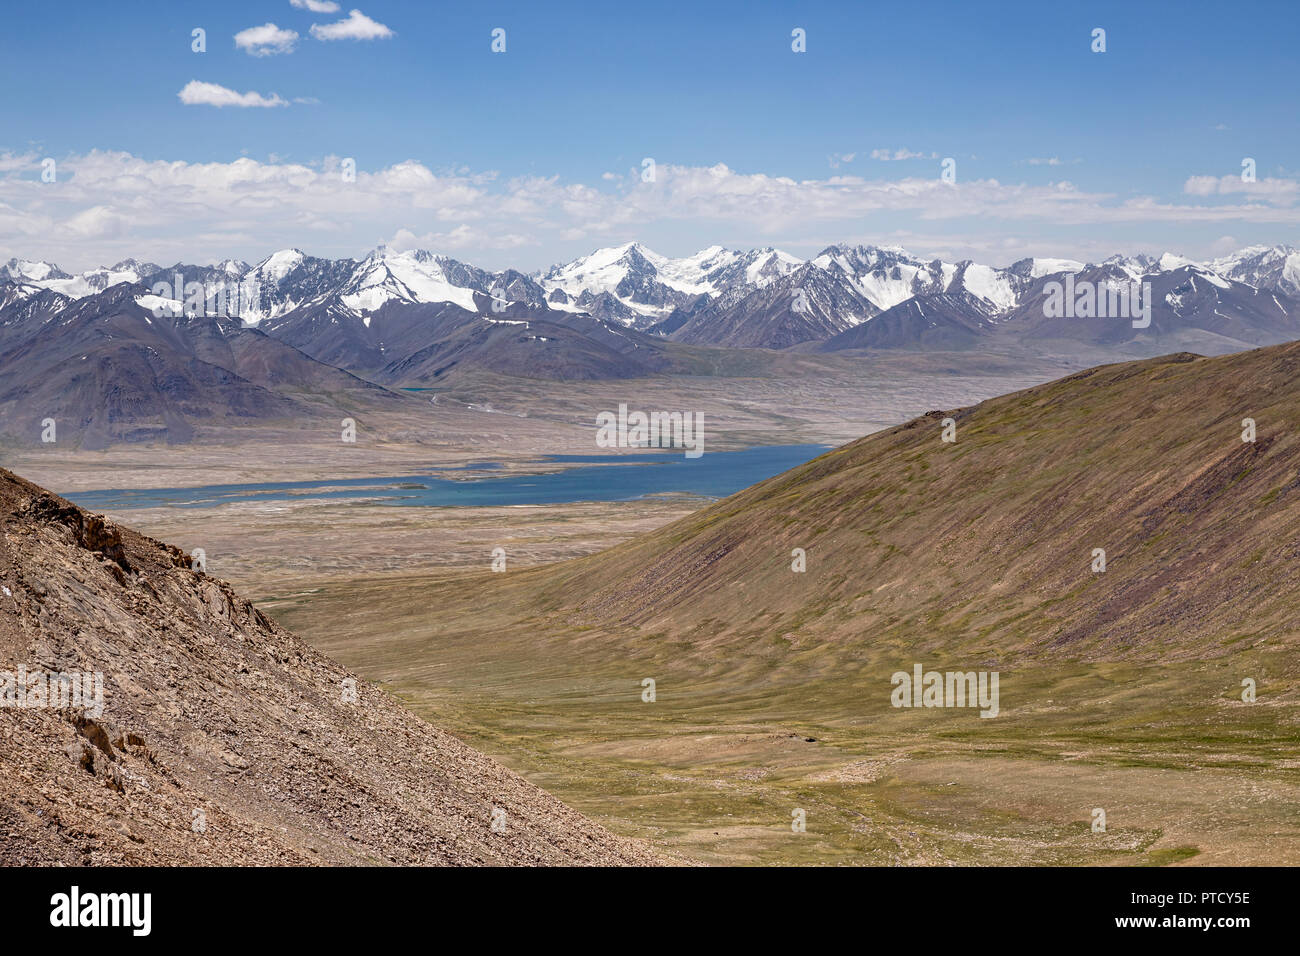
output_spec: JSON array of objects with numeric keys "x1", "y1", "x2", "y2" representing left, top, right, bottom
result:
[{"x1": 0, "y1": 468, "x2": 664, "y2": 866}]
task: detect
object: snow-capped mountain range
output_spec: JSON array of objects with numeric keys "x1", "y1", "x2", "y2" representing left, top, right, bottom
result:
[
  {"x1": 5, "y1": 240, "x2": 1300, "y2": 448},
  {"x1": 538, "y1": 243, "x2": 802, "y2": 325},
  {"x1": 4, "y1": 242, "x2": 1299, "y2": 350},
  {"x1": 0, "y1": 257, "x2": 162, "y2": 299}
]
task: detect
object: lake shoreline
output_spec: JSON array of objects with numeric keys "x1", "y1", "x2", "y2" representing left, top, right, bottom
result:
[{"x1": 63, "y1": 444, "x2": 832, "y2": 512}]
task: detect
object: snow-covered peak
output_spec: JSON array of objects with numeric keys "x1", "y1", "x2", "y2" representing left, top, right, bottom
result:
[
  {"x1": 134, "y1": 292, "x2": 182, "y2": 316},
  {"x1": 541, "y1": 243, "x2": 665, "y2": 296},
  {"x1": 0, "y1": 280, "x2": 46, "y2": 309},
  {"x1": 215, "y1": 258, "x2": 250, "y2": 277},
  {"x1": 606, "y1": 241, "x2": 666, "y2": 267},
  {"x1": 1209, "y1": 244, "x2": 1300, "y2": 296},
  {"x1": 0, "y1": 258, "x2": 156, "y2": 299},
  {"x1": 2, "y1": 258, "x2": 68, "y2": 283},
  {"x1": 656, "y1": 246, "x2": 739, "y2": 293},
  {"x1": 1101, "y1": 254, "x2": 1159, "y2": 281},
  {"x1": 109, "y1": 258, "x2": 159, "y2": 275},
  {"x1": 1151, "y1": 252, "x2": 1240, "y2": 289},
  {"x1": 256, "y1": 249, "x2": 307, "y2": 284},
  {"x1": 338, "y1": 249, "x2": 479, "y2": 315},
  {"x1": 1025, "y1": 257, "x2": 1085, "y2": 278},
  {"x1": 1158, "y1": 252, "x2": 1199, "y2": 272},
  {"x1": 809, "y1": 245, "x2": 947, "y2": 312},
  {"x1": 538, "y1": 243, "x2": 805, "y2": 326},
  {"x1": 236, "y1": 249, "x2": 358, "y2": 324},
  {"x1": 653, "y1": 245, "x2": 802, "y2": 295},
  {"x1": 363, "y1": 245, "x2": 441, "y2": 265},
  {"x1": 953, "y1": 262, "x2": 1022, "y2": 311},
  {"x1": 744, "y1": 248, "x2": 802, "y2": 286},
  {"x1": 803, "y1": 244, "x2": 1034, "y2": 314},
  {"x1": 1214, "y1": 243, "x2": 1280, "y2": 263}
]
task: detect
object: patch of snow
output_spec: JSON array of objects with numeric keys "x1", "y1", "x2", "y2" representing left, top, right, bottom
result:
[
  {"x1": 134, "y1": 293, "x2": 181, "y2": 315},
  {"x1": 959, "y1": 263, "x2": 1018, "y2": 311},
  {"x1": 1159, "y1": 252, "x2": 1198, "y2": 271},
  {"x1": 340, "y1": 250, "x2": 478, "y2": 314},
  {"x1": 261, "y1": 249, "x2": 305, "y2": 284},
  {"x1": 1028, "y1": 258, "x2": 1084, "y2": 278}
]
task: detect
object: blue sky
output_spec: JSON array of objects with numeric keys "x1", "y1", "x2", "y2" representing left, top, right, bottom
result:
[{"x1": 2, "y1": 0, "x2": 1298, "y2": 270}]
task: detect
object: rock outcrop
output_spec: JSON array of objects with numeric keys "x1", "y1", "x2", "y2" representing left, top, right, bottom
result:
[{"x1": 0, "y1": 467, "x2": 663, "y2": 865}]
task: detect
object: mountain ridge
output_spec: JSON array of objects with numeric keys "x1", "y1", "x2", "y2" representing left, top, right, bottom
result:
[{"x1": 9, "y1": 242, "x2": 1297, "y2": 344}]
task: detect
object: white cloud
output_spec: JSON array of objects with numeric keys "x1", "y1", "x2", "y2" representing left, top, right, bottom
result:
[
  {"x1": 386, "y1": 226, "x2": 533, "y2": 252},
  {"x1": 178, "y1": 81, "x2": 288, "y2": 108},
  {"x1": 64, "y1": 205, "x2": 124, "y2": 239},
  {"x1": 0, "y1": 151, "x2": 38, "y2": 173},
  {"x1": 309, "y1": 9, "x2": 394, "y2": 42},
  {"x1": 869, "y1": 148, "x2": 937, "y2": 161},
  {"x1": 234, "y1": 23, "x2": 299, "y2": 57},
  {"x1": 290, "y1": 0, "x2": 340, "y2": 11},
  {"x1": 3, "y1": 151, "x2": 1299, "y2": 271},
  {"x1": 828, "y1": 152, "x2": 856, "y2": 168},
  {"x1": 1184, "y1": 174, "x2": 1298, "y2": 205}
]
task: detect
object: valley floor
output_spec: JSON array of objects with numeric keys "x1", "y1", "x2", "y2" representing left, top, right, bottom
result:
[
  {"x1": 260, "y1": 571, "x2": 1299, "y2": 866},
  {"x1": 2, "y1": 350, "x2": 1072, "y2": 491}
]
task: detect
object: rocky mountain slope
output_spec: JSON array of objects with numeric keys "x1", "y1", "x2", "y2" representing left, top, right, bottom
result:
[
  {"x1": 260, "y1": 291, "x2": 676, "y2": 382},
  {"x1": 817, "y1": 291, "x2": 1000, "y2": 351},
  {"x1": 0, "y1": 285, "x2": 404, "y2": 448},
  {"x1": 0, "y1": 467, "x2": 663, "y2": 865}
]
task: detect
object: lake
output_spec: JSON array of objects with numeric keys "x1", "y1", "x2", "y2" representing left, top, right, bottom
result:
[{"x1": 65, "y1": 444, "x2": 831, "y2": 511}]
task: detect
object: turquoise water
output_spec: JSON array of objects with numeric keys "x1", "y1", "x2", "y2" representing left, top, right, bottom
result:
[{"x1": 66, "y1": 445, "x2": 830, "y2": 511}]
